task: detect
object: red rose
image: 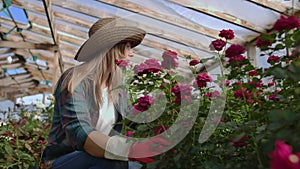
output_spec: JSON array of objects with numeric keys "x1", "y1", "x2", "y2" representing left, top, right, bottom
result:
[
  {"x1": 268, "y1": 94, "x2": 278, "y2": 101},
  {"x1": 228, "y1": 55, "x2": 246, "y2": 66},
  {"x1": 132, "y1": 95, "x2": 155, "y2": 114},
  {"x1": 256, "y1": 36, "x2": 272, "y2": 48},
  {"x1": 154, "y1": 125, "x2": 168, "y2": 134},
  {"x1": 219, "y1": 29, "x2": 234, "y2": 40},
  {"x1": 115, "y1": 59, "x2": 130, "y2": 68},
  {"x1": 144, "y1": 59, "x2": 162, "y2": 73},
  {"x1": 189, "y1": 59, "x2": 200, "y2": 66},
  {"x1": 161, "y1": 50, "x2": 178, "y2": 69},
  {"x1": 209, "y1": 39, "x2": 226, "y2": 51},
  {"x1": 133, "y1": 59, "x2": 162, "y2": 75},
  {"x1": 205, "y1": 90, "x2": 221, "y2": 100},
  {"x1": 248, "y1": 70, "x2": 258, "y2": 76},
  {"x1": 268, "y1": 81, "x2": 275, "y2": 86},
  {"x1": 225, "y1": 44, "x2": 246, "y2": 58},
  {"x1": 229, "y1": 135, "x2": 248, "y2": 147},
  {"x1": 273, "y1": 15, "x2": 300, "y2": 32},
  {"x1": 267, "y1": 55, "x2": 280, "y2": 64},
  {"x1": 193, "y1": 73, "x2": 212, "y2": 88},
  {"x1": 172, "y1": 84, "x2": 192, "y2": 103},
  {"x1": 234, "y1": 88, "x2": 252, "y2": 100}
]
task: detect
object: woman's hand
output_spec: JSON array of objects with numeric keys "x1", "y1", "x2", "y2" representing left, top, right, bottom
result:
[{"x1": 128, "y1": 137, "x2": 171, "y2": 163}]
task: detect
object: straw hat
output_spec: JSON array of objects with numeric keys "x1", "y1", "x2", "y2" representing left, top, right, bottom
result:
[{"x1": 75, "y1": 18, "x2": 146, "y2": 62}]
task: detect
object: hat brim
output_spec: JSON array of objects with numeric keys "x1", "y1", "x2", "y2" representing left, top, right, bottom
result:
[{"x1": 74, "y1": 26, "x2": 146, "y2": 62}]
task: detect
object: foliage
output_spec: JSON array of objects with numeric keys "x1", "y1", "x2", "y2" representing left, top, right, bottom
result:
[
  {"x1": 0, "y1": 101, "x2": 54, "y2": 169},
  {"x1": 120, "y1": 15, "x2": 300, "y2": 169}
]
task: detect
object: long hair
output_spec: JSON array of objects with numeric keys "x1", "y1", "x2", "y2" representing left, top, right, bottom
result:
[{"x1": 59, "y1": 43, "x2": 128, "y2": 107}]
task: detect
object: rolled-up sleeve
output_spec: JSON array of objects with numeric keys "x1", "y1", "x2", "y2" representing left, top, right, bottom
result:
[{"x1": 58, "y1": 81, "x2": 96, "y2": 150}]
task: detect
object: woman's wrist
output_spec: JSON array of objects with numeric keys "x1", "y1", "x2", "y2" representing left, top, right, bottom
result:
[{"x1": 104, "y1": 135, "x2": 134, "y2": 161}]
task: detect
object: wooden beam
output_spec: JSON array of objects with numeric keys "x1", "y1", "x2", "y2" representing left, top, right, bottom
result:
[
  {"x1": 27, "y1": 11, "x2": 88, "y2": 39},
  {"x1": 0, "y1": 48, "x2": 14, "y2": 55},
  {"x1": 0, "y1": 40, "x2": 58, "y2": 51},
  {"x1": 248, "y1": 0, "x2": 300, "y2": 14},
  {"x1": 25, "y1": 10, "x2": 210, "y2": 60},
  {"x1": 168, "y1": 0, "x2": 265, "y2": 33},
  {"x1": 9, "y1": 0, "x2": 215, "y2": 58},
  {"x1": 97, "y1": 0, "x2": 245, "y2": 44},
  {"x1": 0, "y1": 22, "x2": 80, "y2": 60},
  {"x1": 26, "y1": 5, "x2": 213, "y2": 55},
  {"x1": 4, "y1": 78, "x2": 33, "y2": 86},
  {"x1": 49, "y1": 0, "x2": 217, "y2": 53},
  {"x1": 0, "y1": 62, "x2": 23, "y2": 69},
  {"x1": 0, "y1": 73, "x2": 31, "y2": 84},
  {"x1": 0, "y1": 17, "x2": 84, "y2": 49}
]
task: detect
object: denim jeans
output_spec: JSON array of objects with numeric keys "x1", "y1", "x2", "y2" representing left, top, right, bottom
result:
[{"x1": 50, "y1": 151, "x2": 128, "y2": 169}]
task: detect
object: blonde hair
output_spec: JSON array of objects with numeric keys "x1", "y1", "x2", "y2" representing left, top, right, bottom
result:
[{"x1": 60, "y1": 42, "x2": 128, "y2": 107}]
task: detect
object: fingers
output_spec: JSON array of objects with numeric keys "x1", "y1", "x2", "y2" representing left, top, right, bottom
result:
[
  {"x1": 132, "y1": 157, "x2": 154, "y2": 163},
  {"x1": 151, "y1": 137, "x2": 171, "y2": 146}
]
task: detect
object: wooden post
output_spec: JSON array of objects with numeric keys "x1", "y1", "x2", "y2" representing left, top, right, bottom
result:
[
  {"x1": 246, "y1": 43, "x2": 257, "y2": 67},
  {"x1": 42, "y1": 92, "x2": 46, "y2": 104},
  {"x1": 52, "y1": 51, "x2": 59, "y2": 93}
]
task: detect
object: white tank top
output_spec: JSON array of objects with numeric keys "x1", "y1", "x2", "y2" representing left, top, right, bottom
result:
[{"x1": 95, "y1": 88, "x2": 116, "y2": 135}]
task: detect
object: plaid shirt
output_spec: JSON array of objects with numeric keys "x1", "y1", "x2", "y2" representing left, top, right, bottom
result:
[{"x1": 42, "y1": 69, "x2": 129, "y2": 162}]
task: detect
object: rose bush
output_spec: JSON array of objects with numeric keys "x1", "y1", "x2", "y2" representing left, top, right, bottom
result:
[
  {"x1": 119, "y1": 15, "x2": 300, "y2": 169},
  {"x1": 0, "y1": 99, "x2": 54, "y2": 169}
]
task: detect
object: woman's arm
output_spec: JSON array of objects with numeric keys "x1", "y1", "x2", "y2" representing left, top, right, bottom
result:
[{"x1": 83, "y1": 131, "x2": 110, "y2": 157}]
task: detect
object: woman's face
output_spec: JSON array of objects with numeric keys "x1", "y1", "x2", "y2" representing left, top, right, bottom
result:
[{"x1": 124, "y1": 42, "x2": 134, "y2": 59}]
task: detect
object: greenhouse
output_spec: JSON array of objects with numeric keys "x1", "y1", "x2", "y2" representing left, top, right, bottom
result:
[{"x1": 0, "y1": 0, "x2": 300, "y2": 168}]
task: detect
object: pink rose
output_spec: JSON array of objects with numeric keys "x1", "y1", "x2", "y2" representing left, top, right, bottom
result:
[
  {"x1": 126, "y1": 131, "x2": 134, "y2": 137},
  {"x1": 269, "y1": 140, "x2": 300, "y2": 169}
]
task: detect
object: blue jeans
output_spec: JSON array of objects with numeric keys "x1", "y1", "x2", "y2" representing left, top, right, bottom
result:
[{"x1": 50, "y1": 151, "x2": 128, "y2": 169}]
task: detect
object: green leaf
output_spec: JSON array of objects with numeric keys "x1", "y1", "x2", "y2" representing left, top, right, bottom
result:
[
  {"x1": 136, "y1": 124, "x2": 149, "y2": 132},
  {"x1": 261, "y1": 33, "x2": 276, "y2": 43},
  {"x1": 270, "y1": 67, "x2": 289, "y2": 79},
  {"x1": 274, "y1": 44, "x2": 285, "y2": 50},
  {"x1": 200, "y1": 56, "x2": 215, "y2": 63},
  {"x1": 292, "y1": 29, "x2": 300, "y2": 41},
  {"x1": 173, "y1": 75, "x2": 185, "y2": 82},
  {"x1": 4, "y1": 145, "x2": 13, "y2": 154}
]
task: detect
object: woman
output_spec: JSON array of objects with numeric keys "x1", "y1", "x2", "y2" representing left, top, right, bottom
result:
[{"x1": 42, "y1": 18, "x2": 170, "y2": 169}]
